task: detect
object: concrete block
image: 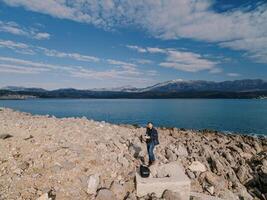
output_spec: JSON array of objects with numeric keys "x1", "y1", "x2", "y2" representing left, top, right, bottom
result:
[{"x1": 136, "y1": 162, "x2": 190, "y2": 199}]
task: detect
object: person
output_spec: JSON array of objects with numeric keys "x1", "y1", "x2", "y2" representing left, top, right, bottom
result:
[{"x1": 145, "y1": 122, "x2": 159, "y2": 166}]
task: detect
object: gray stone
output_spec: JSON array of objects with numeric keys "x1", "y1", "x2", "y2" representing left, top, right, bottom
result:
[
  {"x1": 175, "y1": 144, "x2": 188, "y2": 157},
  {"x1": 188, "y1": 161, "x2": 206, "y2": 172},
  {"x1": 218, "y1": 189, "x2": 239, "y2": 200},
  {"x1": 162, "y1": 190, "x2": 182, "y2": 200},
  {"x1": 236, "y1": 165, "x2": 248, "y2": 183},
  {"x1": 110, "y1": 181, "x2": 128, "y2": 199},
  {"x1": 96, "y1": 189, "x2": 116, "y2": 200},
  {"x1": 87, "y1": 174, "x2": 100, "y2": 195},
  {"x1": 165, "y1": 149, "x2": 177, "y2": 161}
]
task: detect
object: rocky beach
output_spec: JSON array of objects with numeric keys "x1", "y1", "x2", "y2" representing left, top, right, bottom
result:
[{"x1": 0, "y1": 108, "x2": 266, "y2": 200}]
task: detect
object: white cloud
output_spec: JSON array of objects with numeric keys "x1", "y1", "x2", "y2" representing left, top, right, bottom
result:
[
  {"x1": 209, "y1": 68, "x2": 223, "y2": 74},
  {"x1": 39, "y1": 47, "x2": 100, "y2": 62},
  {"x1": 133, "y1": 59, "x2": 153, "y2": 64},
  {"x1": 126, "y1": 45, "x2": 147, "y2": 53},
  {"x1": 0, "y1": 56, "x2": 70, "y2": 71},
  {"x1": 161, "y1": 50, "x2": 216, "y2": 72},
  {"x1": 127, "y1": 45, "x2": 218, "y2": 73},
  {"x1": 3, "y1": 0, "x2": 267, "y2": 63},
  {"x1": 34, "y1": 32, "x2": 50, "y2": 40},
  {"x1": 220, "y1": 37, "x2": 267, "y2": 64},
  {"x1": 0, "y1": 55, "x2": 152, "y2": 86},
  {"x1": 0, "y1": 39, "x2": 152, "y2": 79},
  {"x1": 0, "y1": 39, "x2": 35, "y2": 54},
  {"x1": 227, "y1": 73, "x2": 241, "y2": 77},
  {"x1": 107, "y1": 59, "x2": 136, "y2": 67},
  {"x1": 0, "y1": 20, "x2": 50, "y2": 40}
]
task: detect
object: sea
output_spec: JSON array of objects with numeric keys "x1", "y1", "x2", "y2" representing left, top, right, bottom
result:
[{"x1": 0, "y1": 98, "x2": 266, "y2": 136}]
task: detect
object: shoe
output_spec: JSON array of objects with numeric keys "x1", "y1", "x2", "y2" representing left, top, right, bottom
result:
[{"x1": 149, "y1": 160, "x2": 155, "y2": 167}]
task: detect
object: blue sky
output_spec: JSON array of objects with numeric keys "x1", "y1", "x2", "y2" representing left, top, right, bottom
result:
[{"x1": 0, "y1": 0, "x2": 266, "y2": 89}]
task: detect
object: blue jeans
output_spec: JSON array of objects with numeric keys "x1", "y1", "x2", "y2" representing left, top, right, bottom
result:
[{"x1": 147, "y1": 142, "x2": 155, "y2": 162}]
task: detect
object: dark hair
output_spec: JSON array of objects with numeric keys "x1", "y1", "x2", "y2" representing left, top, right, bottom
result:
[{"x1": 147, "y1": 122, "x2": 153, "y2": 125}]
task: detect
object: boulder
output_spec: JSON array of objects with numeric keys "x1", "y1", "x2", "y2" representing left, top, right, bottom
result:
[
  {"x1": 236, "y1": 165, "x2": 248, "y2": 183},
  {"x1": 205, "y1": 186, "x2": 214, "y2": 195},
  {"x1": 117, "y1": 154, "x2": 129, "y2": 168},
  {"x1": 162, "y1": 190, "x2": 182, "y2": 200},
  {"x1": 218, "y1": 189, "x2": 239, "y2": 200},
  {"x1": 188, "y1": 161, "x2": 206, "y2": 172},
  {"x1": 96, "y1": 189, "x2": 116, "y2": 200},
  {"x1": 175, "y1": 144, "x2": 188, "y2": 157},
  {"x1": 165, "y1": 149, "x2": 177, "y2": 162},
  {"x1": 110, "y1": 181, "x2": 128, "y2": 199},
  {"x1": 87, "y1": 174, "x2": 100, "y2": 195},
  {"x1": 36, "y1": 193, "x2": 51, "y2": 200}
]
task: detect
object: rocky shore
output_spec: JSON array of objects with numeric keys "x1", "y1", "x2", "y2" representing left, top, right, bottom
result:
[{"x1": 0, "y1": 108, "x2": 266, "y2": 200}]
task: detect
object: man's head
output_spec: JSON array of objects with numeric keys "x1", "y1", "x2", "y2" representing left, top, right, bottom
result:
[{"x1": 147, "y1": 122, "x2": 153, "y2": 129}]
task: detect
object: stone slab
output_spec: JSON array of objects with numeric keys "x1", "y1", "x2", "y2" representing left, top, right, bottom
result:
[{"x1": 136, "y1": 162, "x2": 190, "y2": 199}]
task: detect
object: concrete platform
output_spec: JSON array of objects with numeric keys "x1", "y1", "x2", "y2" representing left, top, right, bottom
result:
[{"x1": 136, "y1": 162, "x2": 190, "y2": 199}]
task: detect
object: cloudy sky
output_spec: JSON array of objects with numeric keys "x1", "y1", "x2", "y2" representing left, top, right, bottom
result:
[{"x1": 0, "y1": 0, "x2": 266, "y2": 89}]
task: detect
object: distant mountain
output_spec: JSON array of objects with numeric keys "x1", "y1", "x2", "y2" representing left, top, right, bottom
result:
[
  {"x1": 1, "y1": 79, "x2": 267, "y2": 99},
  {"x1": 1, "y1": 86, "x2": 47, "y2": 92},
  {"x1": 92, "y1": 85, "x2": 139, "y2": 92},
  {"x1": 139, "y1": 79, "x2": 267, "y2": 93}
]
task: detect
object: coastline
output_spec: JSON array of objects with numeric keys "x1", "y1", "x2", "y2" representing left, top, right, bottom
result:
[{"x1": 0, "y1": 108, "x2": 266, "y2": 199}]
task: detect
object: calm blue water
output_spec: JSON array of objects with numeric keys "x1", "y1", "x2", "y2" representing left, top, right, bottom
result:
[{"x1": 0, "y1": 99, "x2": 266, "y2": 135}]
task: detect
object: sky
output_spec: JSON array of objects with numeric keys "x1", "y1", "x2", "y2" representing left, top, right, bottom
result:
[{"x1": 0, "y1": 0, "x2": 266, "y2": 89}]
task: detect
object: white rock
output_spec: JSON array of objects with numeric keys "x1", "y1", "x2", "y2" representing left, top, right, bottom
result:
[
  {"x1": 36, "y1": 193, "x2": 52, "y2": 200},
  {"x1": 87, "y1": 174, "x2": 100, "y2": 195},
  {"x1": 175, "y1": 144, "x2": 188, "y2": 156},
  {"x1": 188, "y1": 161, "x2": 206, "y2": 172},
  {"x1": 206, "y1": 186, "x2": 215, "y2": 195}
]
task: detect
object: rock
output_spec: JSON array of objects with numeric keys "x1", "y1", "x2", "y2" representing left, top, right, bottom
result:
[
  {"x1": 36, "y1": 190, "x2": 55, "y2": 200},
  {"x1": 96, "y1": 189, "x2": 116, "y2": 200},
  {"x1": 253, "y1": 141, "x2": 262, "y2": 153},
  {"x1": 87, "y1": 174, "x2": 100, "y2": 195},
  {"x1": 204, "y1": 172, "x2": 219, "y2": 187},
  {"x1": 223, "y1": 151, "x2": 235, "y2": 166},
  {"x1": 162, "y1": 190, "x2": 182, "y2": 200},
  {"x1": 0, "y1": 133, "x2": 13, "y2": 139},
  {"x1": 128, "y1": 142, "x2": 142, "y2": 158},
  {"x1": 188, "y1": 161, "x2": 206, "y2": 172},
  {"x1": 236, "y1": 165, "x2": 248, "y2": 183},
  {"x1": 110, "y1": 181, "x2": 128, "y2": 199},
  {"x1": 37, "y1": 193, "x2": 51, "y2": 200},
  {"x1": 125, "y1": 193, "x2": 137, "y2": 200},
  {"x1": 118, "y1": 154, "x2": 129, "y2": 168},
  {"x1": 186, "y1": 169, "x2": 196, "y2": 179},
  {"x1": 205, "y1": 186, "x2": 214, "y2": 195},
  {"x1": 165, "y1": 149, "x2": 177, "y2": 161},
  {"x1": 218, "y1": 189, "x2": 239, "y2": 200},
  {"x1": 175, "y1": 144, "x2": 188, "y2": 157},
  {"x1": 209, "y1": 156, "x2": 224, "y2": 175}
]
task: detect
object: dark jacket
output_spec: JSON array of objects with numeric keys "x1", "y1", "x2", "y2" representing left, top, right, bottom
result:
[{"x1": 146, "y1": 127, "x2": 159, "y2": 145}]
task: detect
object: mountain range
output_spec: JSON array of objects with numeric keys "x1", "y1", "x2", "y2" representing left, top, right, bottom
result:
[{"x1": 1, "y1": 79, "x2": 267, "y2": 99}]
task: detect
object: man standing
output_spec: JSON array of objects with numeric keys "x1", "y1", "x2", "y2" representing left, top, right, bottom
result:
[{"x1": 145, "y1": 122, "x2": 159, "y2": 166}]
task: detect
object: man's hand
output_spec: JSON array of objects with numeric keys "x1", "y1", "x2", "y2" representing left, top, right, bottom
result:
[{"x1": 145, "y1": 135, "x2": 150, "y2": 139}]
